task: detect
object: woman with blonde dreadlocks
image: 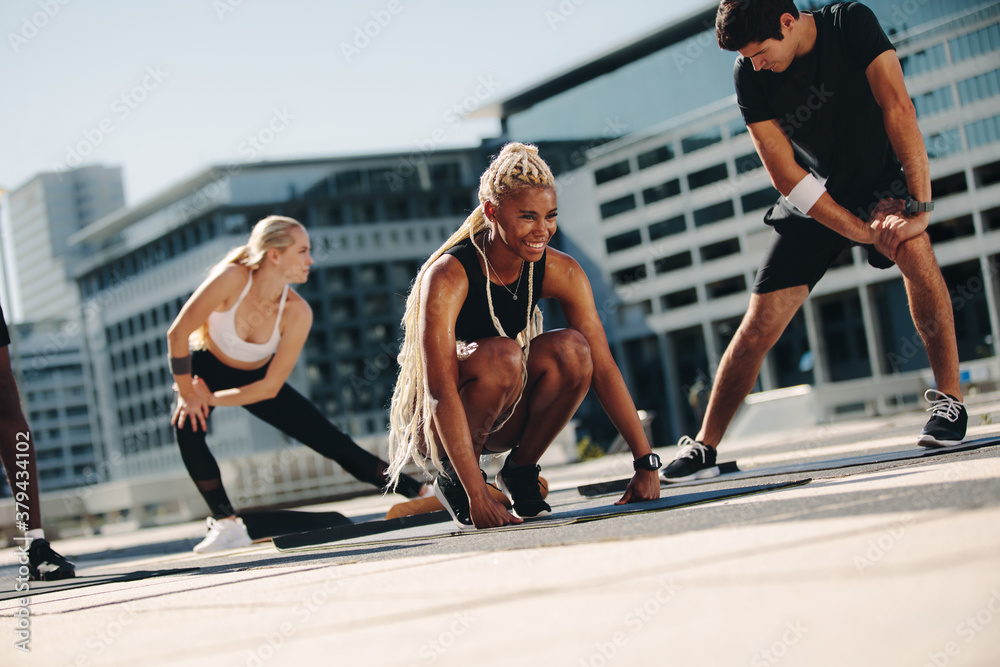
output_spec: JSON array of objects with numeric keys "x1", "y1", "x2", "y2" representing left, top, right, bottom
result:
[{"x1": 387, "y1": 143, "x2": 661, "y2": 530}]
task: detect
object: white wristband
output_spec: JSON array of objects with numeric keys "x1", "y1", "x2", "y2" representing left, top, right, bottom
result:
[{"x1": 785, "y1": 173, "x2": 827, "y2": 215}]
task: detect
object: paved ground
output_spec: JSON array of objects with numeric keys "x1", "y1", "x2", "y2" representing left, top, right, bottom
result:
[{"x1": 3, "y1": 397, "x2": 1000, "y2": 667}]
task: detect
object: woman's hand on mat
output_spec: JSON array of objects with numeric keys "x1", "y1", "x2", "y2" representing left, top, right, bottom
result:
[
  {"x1": 615, "y1": 469, "x2": 660, "y2": 505},
  {"x1": 471, "y1": 494, "x2": 522, "y2": 529}
]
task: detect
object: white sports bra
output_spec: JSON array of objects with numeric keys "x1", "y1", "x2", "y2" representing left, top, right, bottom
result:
[{"x1": 207, "y1": 272, "x2": 289, "y2": 363}]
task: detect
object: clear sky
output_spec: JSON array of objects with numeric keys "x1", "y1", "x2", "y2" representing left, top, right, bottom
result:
[{"x1": 0, "y1": 0, "x2": 712, "y2": 205}]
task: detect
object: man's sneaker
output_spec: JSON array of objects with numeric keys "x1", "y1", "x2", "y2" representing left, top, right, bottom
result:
[
  {"x1": 919, "y1": 389, "x2": 968, "y2": 448},
  {"x1": 433, "y1": 464, "x2": 485, "y2": 530},
  {"x1": 496, "y1": 457, "x2": 551, "y2": 519},
  {"x1": 192, "y1": 517, "x2": 252, "y2": 553},
  {"x1": 661, "y1": 436, "x2": 720, "y2": 483},
  {"x1": 27, "y1": 538, "x2": 76, "y2": 581}
]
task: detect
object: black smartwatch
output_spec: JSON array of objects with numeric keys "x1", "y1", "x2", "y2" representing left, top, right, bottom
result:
[
  {"x1": 633, "y1": 453, "x2": 661, "y2": 471},
  {"x1": 905, "y1": 197, "x2": 934, "y2": 215}
]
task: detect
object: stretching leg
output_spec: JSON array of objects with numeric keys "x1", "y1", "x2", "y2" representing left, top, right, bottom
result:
[
  {"x1": 246, "y1": 385, "x2": 426, "y2": 497},
  {"x1": 893, "y1": 233, "x2": 962, "y2": 400},
  {"x1": 696, "y1": 286, "x2": 809, "y2": 449}
]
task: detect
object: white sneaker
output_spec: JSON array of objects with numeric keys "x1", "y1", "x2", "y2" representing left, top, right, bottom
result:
[{"x1": 192, "y1": 517, "x2": 252, "y2": 553}]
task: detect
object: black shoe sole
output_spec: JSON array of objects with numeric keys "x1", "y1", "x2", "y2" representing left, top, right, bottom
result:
[
  {"x1": 918, "y1": 434, "x2": 965, "y2": 448},
  {"x1": 660, "y1": 465, "x2": 721, "y2": 483}
]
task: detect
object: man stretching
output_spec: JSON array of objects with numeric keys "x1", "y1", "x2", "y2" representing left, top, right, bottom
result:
[{"x1": 663, "y1": 0, "x2": 967, "y2": 482}]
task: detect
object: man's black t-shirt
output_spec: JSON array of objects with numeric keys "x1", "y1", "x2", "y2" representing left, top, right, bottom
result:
[{"x1": 735, "y1": 2, "x2": 901, "y2": 216}]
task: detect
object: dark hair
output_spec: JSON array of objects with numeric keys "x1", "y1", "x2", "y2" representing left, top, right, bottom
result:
[{"x1": 716, "y1": 0, "x2": 800, "y2": 51}]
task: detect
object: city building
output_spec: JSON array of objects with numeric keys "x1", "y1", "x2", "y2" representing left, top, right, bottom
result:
[
  {"x1": 3, "y1": 165, "x2": 125, "y2": 321},
  {"x1": 489, "y1": 0, "x2": 1000, "y2": 444},
  {"x1": 0, "y1": 165, "x2": 123, "y2": 498}
]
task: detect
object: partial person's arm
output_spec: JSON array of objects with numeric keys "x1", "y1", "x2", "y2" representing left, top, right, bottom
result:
[
  {"x1": 167, "y1": 264, "x2": 247, "y2": 430},
  {"x1": 544, "y1": 251, "x2": 660, "y2": 505},
  {"x1": 747, "y1": 120, "x2": 909, "y2": 260},
  {"x1": 866, "y1": 49, "x2": 932, "y2": 254},
  {"x1": 420, "y1": 257, "x2": 520, "y2": 528}
]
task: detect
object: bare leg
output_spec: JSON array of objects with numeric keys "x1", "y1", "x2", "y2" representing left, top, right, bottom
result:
[
  {"x1": 696, "y1": 286, "x2": 810, "y2": 449},
  {"x1": 486, "y1": 329, "x2": 594, "y2": 464},
  {"x1": 893, "y1": 233, "x2": 962, "y2": 400},
  {"x1": 0, "y1": 347, "x2": 42, "y2": 530},
  {"x1": 453, "y1": 337, "x2": 527, "y2": 457}
]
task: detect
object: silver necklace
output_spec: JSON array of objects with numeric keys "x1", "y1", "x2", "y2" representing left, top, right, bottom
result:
[{"x1": 480, "y1": 238, "x2": 524, "y2": 300}]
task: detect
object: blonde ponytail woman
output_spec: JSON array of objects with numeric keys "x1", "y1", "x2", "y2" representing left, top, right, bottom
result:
[
  {"x1": 387, "y1": 144, "x2": 660, "y2": 530},
  {"x1": 168, "y1": 215, "x2": 427, "y2": 553}
]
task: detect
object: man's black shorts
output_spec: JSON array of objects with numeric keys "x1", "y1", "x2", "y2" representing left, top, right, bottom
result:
[{"x1": 752, "y1": 198, "x2": 895, "y2": 295}]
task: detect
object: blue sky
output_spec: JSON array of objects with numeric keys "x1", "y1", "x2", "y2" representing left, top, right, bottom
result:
[{"x1": 0, "y1": 0, "x2": 711, "y2": 205}]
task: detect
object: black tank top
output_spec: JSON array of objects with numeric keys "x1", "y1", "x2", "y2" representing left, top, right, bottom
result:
[{"x1": 445, "y1": 238, "x2": 546, "y2": 342}]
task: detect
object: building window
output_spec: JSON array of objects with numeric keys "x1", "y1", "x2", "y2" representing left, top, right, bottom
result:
[
  {"x1": 654, "y1": 251, "x2": 692, "y2": 275},
  {"x1": 950, "y1": 23, "x2": 1000, "y2": 63},
  {"x1": 637, "y1": 145, "x2": 673, "y2": 170},
  {"x1": 642, "y1": 179, "x2": 681, "y2": 205},
  {"x1": 700, "y1": 238, "x2": 741, "y2": 262},
  {"x1": 611, "y1": 264, "x2": 647, "y2": 285},
  {"x1": 661, "y1": 288, "x2": 698, "y2": 310},
  {"x1": 687, "y1": 164, "x2": 729, "y2": 190},
  {"x1": 600, "y1": 194, "x2": 637, "y2": 220},
  {"x1": 735, "y1": 152, "x2": 763, "y2": 174},
  {"x1": 430, "y1": 162, "x2": 461, "y2": 187},
  {"x1": 605, "y1": 229, "x2": 643, "y2": 254},
  {"x1": 594, "y1": 160, "x2": 631, "y2": 185},
  {"x1": 741, "y1": 187, "x2": 779, "y2": 213},
  {"x1": 958, "y1": 68, "x2": 1000, "y2": 106},
  {"x1": 899, "y1": 43, "x2": 947, "y2": 77},
  {"x1": 681, "y1": 127, "x2": 722, "y2": 154},
  {"x1": 815, "y1": 290, "x2": 870, "y2": 381},
  {"x1": 693, "y1": 200, "x2": 735, "y2": 227},
  {"x1": 925, "y1": 127, "x2": 963, "y2": 158},
  {"x1": 931, "y1": 172, "x2": 968, "y2": 198},
  {"x1": 648, "y1": 215, "x2": 686, "y2": 241},
  {"x1": 927, "y1": 215, "x2": 975, "y2": 244},
  {"x1": 982, "y1": 206, "x2": 1000, "y2": 231},
  {"x1": 728, "y1": 118, "x2": 748, "y2": 138},
  {"x1": 974, "y1": 159, "x2": 1000, "y2": 187},
  {"x1": 966, "y1": 113, "x2": 1000, "y2": 150},
  {"x1": 912, "y1": 86, "x2": 954, "y2": 118},
  {"x1": 706, "y1": 275, "x2": 746, "y2": 299}
]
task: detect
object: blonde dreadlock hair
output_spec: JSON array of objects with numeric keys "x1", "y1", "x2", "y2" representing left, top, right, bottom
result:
[
  {"x1": 189, "y1": 215, "x2": 304, "y2": 350},
  {"x1": 386, "y1": 143, "x2": 556, "y2": 486}
]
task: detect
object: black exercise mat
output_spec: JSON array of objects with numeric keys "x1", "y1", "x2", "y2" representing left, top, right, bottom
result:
[
  {"x1": 240, "y1": 509, "x2": 352, "y2": 540},
  {"x1": 577, "y1": 435, "x2": 1000, "y2": 498},
  {"x1": 0, "y1": 567, "x2": 200, "y2": 602},
  {"x1": 274, "y1": 478, "x2": 810, "y2": 551},
  {"x1": 578, "y1": 460, "x2": 741, "y2": 497}
]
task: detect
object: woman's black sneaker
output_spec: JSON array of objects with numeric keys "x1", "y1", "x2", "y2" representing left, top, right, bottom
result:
[
  {"x1": 433, "y1": 464, "x2": 485, "y2": 530},
  {"x1": 496, "y1": 457, "x2": 551, "y2": 519},
  {"x1": 660, "y1": 436, "x2": 720, "y2": 482},
  {"x1": 28, "y1": 538, "x2": 76, "y2": 581}
]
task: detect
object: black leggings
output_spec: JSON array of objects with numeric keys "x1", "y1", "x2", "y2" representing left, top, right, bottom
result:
[{"x1": 175, "y1": 350, "x2": 423, "y2": 517}]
